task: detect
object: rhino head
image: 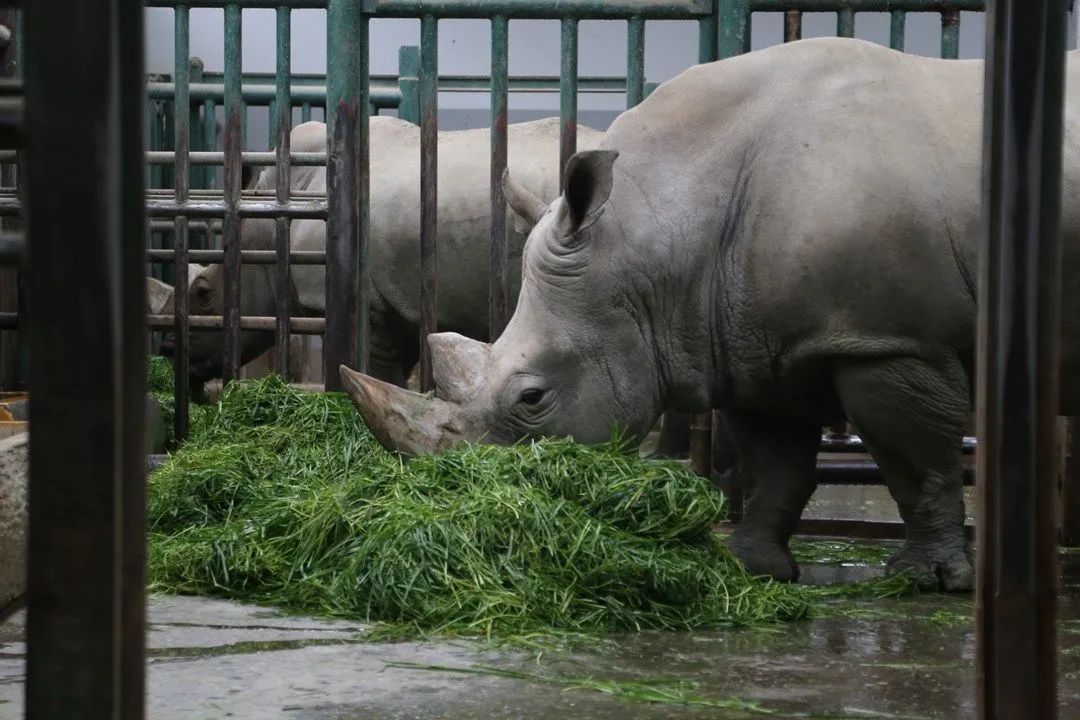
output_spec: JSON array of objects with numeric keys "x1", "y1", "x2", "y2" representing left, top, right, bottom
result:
[
  {"x1": 155, "y1": 262, "x2": 277, "y2": 385},
  {"x1": 342, "y1": 149, "x2": 669, "y2": 455}
]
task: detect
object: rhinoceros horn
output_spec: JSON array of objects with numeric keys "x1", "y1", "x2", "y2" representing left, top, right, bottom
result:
[
  {"x1": 340, "y1": 365, "x2": 466, "y2": 456},
  {"x1": 502, "y1": 168, "x2": 547, "y2": 226}
]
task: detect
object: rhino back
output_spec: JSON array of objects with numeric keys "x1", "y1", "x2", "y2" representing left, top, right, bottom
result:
[{"x1": 593, "y1": 37, "x2": 1080, "y2": 416}]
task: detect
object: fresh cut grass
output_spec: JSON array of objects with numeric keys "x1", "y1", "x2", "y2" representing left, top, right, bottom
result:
[{"x1": 147, "y1": 360, "x2": 914, "y2": 638}]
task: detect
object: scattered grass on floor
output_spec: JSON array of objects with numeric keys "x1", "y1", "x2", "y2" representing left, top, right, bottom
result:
[
  {"x1": 386, "y1": 661, "x2": 935, "y2": 719},
  {"x1": 789, "y1": 539, "x2": 898, "y2": 567}
]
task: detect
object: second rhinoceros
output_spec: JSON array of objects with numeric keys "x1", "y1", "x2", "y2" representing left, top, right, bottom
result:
[
  {"x1": 339, "y1": 37, "x2": 1080, "y2": 592},
  {"x1": 164, "y1": 117, "x2": 604, "y2": 389}
]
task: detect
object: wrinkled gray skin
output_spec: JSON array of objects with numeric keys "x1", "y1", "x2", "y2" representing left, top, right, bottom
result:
[
  {"x1": 341, "y1": 37, "x2": 1080, "y2": 592},
  {"x1": 161, "y1": 117, "x2": 604, "y2": 390}
]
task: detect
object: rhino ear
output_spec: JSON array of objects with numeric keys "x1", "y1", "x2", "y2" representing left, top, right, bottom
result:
[
  {"x1": 429, "y1": 332, "x2": 493, "y2": 404},
  {"x1": 560, "y1": 149, "x2": 619, "y2": 234}
]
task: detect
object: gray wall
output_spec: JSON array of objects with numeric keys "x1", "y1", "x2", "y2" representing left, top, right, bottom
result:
[{"x1": 145, "y1": 9, "x2": 989, "y2": 147}]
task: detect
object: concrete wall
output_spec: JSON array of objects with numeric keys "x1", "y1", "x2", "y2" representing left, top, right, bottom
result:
[{"x1": 144, "y1": 9, "x2": 989, "y2": 145}]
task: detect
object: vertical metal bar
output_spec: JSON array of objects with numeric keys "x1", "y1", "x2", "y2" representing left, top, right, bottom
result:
[
  {"x1": 559, "y1": 17, "x2": 578, "y2": 188},
  {"x1": 223, "y1": 3, "x2": 243, "y2": 384},
  {"x1": 784, "y1": 10, "x2": 802, "y2": 43},
  {"x1": 24, "y1": 0, "x2": 147, "y2": 714},
  {"x1": 203, "y1": 98, "x2": 217, "y2": 193},
  {"x1": 189, "y1": 57, "x2": 207, "y2": 199},
  {"x1": 325, "y1": 0, "x2": 362, "y2": 390},
  {"x1": 301, "y1": 101, "x2": 312, "y2": 123},
  {"x1": 890, "y1": 10, "x2": 906, "y2": 51},
  {"x1": 173, "y1": 2, "x2": 191, "y2": 442},
  {"x1": 1061, "y1": 419, "x2": 1080, "y2": 546},
  {"x1": 117, "y1": 3, "x2": 148, "y2": 716},
  {"x1": 626, "y1": 16, "x2": 645, "y2": 109},
  {"x1": 837, "y1": 8, "x2": 855, "y2": 38},
  {"x1": 0, "y1": 7, "x2": 18, "y2": 392},
  {"x1": 274, "y1": 5, "x2": 292, "y2": 378},
  {"x1": 941, "y1": 11, "x2": 960, "y2": 60},
  {"x1": 489, "y1": 15, "x2": 509, "y2": 341},
  {"x1": 718, "y1": 0, "x2": 750, "y2": 59},
  {"x1": 358, "y1": 15, "x2": 371, "y2": 374},
  {"x1": 419, "y1": 14, "x2": 438, "y2": 391},
  {"x1": 397, "y1": 45, "x2": 420, "y2": 125},
  {"x1": 975, "y1": 0, "x2": 1066, "y2": 717},
  {"x1": 698, "y1": 1, "x2": 718, "y2": 63}
]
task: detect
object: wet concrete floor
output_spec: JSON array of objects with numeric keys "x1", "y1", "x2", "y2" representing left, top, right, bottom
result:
[{"x1": 0, "y1": 549, "x2": 1076, "y2": 719}]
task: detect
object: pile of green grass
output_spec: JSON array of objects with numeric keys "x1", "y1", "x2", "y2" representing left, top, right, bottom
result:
[{"x1": 147, "y1": 372, "x2": 814, "y2": 637}]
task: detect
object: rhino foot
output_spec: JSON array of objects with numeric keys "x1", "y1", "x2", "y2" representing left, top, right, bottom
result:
[
  {"x1": 886, "y1": 543, "x2": 973, "y2": 593},
  {"x1": 727, "y1": 532, "x2": 800, "y2": 583}
]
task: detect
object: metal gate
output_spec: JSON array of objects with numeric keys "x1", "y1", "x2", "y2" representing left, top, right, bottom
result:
[{"x1": 2, "y1": 0, "x2": 1071, "y2": 717}]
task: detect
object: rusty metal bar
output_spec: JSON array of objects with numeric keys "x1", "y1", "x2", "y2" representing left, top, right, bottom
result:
[
  {"x1": 222, "y1": 2, "x2": 243, "y2": 384},
  {"x1": 145, "y1": 199, "x2": 326, "y2": 219},
  {"x1": 837, "y1": 7, "x2": 855, "y2": 37},
  {"x1": 626, "y1": 16, "x2": 645, "y2": 108},
  {"x1": 559, "y1": 17, "x2": 578, "y2": 189},
  {"x1": 359, "y1": 0, "x2": 713, "y2": 19},
  {"x1": 784, "y1": 9, "x2": 802, "y2": 42},
  {"x1": 941, "y1": 10, "x2": 960, "y2": 59},
  {"x1": 24, "y1": 0, "x2": 147, "y2": 715},
  {"x1": 146, "y1": 150, "x2": 326, "y2": 165},
  {"x1": 890, "y1": 9, "x2": 906, "y2": 50},
  {"x1": 975, "y1": 0, "x2": 1066, "y2": 716},
  {"x1": 419, "y1": 13, "x2": 438, "y2": 390},
  {"x1": 174, "y1": 1, "x2": 191, "y2": 441},
  {"x1": 148, "y1": 313, "x2": 324, "y2": 333},
  {"x1": 358, "y1": 14, "x2": 371, "y2": 375},
  {"x1": 489, "y1": 14, "x2": 509, "y2": 340},
  {"x1": 274, "y1": 4, "x2": 292, "y2": 377},
  {"x1": 324, "y1": 0, "x2": 363, "y2": 390},
  {"x1": 147, "y1": 248, "x2": 325, "y2": 264},
  {"x1": 750, "y1": 0, "x2": 982, "y2": 9}
]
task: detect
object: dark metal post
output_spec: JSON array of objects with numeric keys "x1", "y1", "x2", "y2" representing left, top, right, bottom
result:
[
  {"x1": 397, "y1": 45, "x2": 420, "y2": 126},
  {"x1": 975, "y1": 0, "x2": 1067, "y2": 717},
  {"x1": 418, "y1": 14, "x2": 438, "y2": 390},
  {"x1": 325, "y1": 0, "x2": 364, "y2": 389},
  {"x1": 274, "y1": 5, "x2": 293, "y2": 378},
  {"x1": 222, "y1": 3, "x2": 243, "y2": 383},
  {"x1": 0, "y1": 6, "x2": 18, "y2": 393},
  {"x1": 559, "y1": 17, "x2": 578, "y2": 188},
  {"x1": 24, "y1": 0, "x2": 147, "y2": 716},
  {"x1": 489, "y1": 15, "x2": 509, "y2": 341}
]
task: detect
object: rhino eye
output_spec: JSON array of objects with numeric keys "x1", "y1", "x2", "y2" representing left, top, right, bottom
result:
[{"x1": 519, "y1": 389, "x2": 545, "y2": 406}]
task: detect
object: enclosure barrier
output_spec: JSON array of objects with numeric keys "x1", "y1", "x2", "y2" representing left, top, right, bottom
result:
[
  {"x1": 0, "y1": 0, "x2": 1052, "y2": 543},
  {"x1": 1, "y1": 0, "x2": 1069, "y2": 717}
]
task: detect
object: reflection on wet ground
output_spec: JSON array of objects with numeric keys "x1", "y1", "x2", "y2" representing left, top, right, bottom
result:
[{"x1": 0, "y1": 552, "x2": 1075, "y2": 719}]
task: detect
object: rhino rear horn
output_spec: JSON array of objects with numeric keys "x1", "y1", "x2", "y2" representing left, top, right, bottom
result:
[{"x1": 502, "y1": 168, "x2": 548, "y2": 227}]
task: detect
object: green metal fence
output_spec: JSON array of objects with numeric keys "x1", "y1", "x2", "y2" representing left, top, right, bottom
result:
[{"x1": 139, "y1": 0, "x2": 990, "y2": 523}]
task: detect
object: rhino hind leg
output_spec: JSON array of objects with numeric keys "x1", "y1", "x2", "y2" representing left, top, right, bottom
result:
[
  {"x1": 835, "y1": 355, "x2": 972, "y2": 592},
  {"x1": 723, "y1": 409, "x2": 822, "y2": 583}
]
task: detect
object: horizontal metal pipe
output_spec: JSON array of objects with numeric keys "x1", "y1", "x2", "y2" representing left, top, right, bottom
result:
[
  {"x1": 147, "y1": 314, "x2": 324, "y2": 334},
  {"x1": 146, "y1": 200, "x2": 326, "y2": 220},
  {"x1": 147, "y1": 248, "x2": 326, "y2": 265},
  {"x1": 148, "y1": 75, "x2": 640, "y2": 100},
  {"x1": 751, "y1": 0, "x2": 983, "y2": 9},
  {"x1": 361, "y1": 0, "x2": 712, "y2": 19},
  {"x1": 0, "y1": 312, "x2": 16, "y2": 328},
  {"x1": 145, "y1": 188, "x2": 326, "y2": 199},
  {"x1": 145, "y1": 1, "x2": 342, "y2": 9},
  {"x1": 147, "y1": 81, "x2": 398, "y2": 107},
  {"x1": 145, "y1": 151, "x2": 325, "y2": 166},
  {"x1": 820, "y1": 433, "x2": 978, "y2": 454}
]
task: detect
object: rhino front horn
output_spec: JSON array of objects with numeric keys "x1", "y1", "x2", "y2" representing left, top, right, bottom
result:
[{"x1": 339, "y1": 365, "x2": 462, "y2": 456}]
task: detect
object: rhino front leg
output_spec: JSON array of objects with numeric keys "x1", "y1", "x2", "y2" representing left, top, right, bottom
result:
[
  {"x1": 834, "y1": 356, "x2": 972, "y2": 592},
  {"x1": 724, "y1": 409, "x2": 822, "y2": 582},
  {"x1": 367, "y1": 300, "x2": 419, "y2": 388}
]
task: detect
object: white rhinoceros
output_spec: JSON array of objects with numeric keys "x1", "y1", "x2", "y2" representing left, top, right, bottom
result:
[
  {"x1": 340, "y1": 37, "x2": 1080, "y2": 592},
  {"x1": 160, "y1": 117, "x2": 605, "y2": 390}
]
